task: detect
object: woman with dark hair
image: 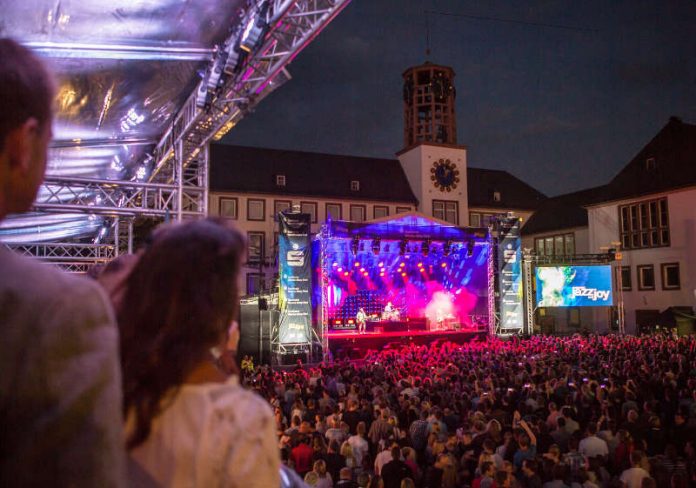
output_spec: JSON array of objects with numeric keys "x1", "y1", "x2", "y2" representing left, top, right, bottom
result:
[{"x1": 118, "y1": 218, "x2": 279, "y2": 487}]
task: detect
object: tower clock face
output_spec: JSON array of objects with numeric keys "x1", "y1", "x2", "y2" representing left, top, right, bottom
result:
[{"x1": 431, "y1": 158, "x2": 460, "y2": 192}]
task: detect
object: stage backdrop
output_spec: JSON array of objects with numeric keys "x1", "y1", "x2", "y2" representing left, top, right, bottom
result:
[
  {"x1": 278, "y1": 211, "x2": 312, "y2": 344},
  {"x1": 316, "y1": 214, "x2": 490, "y2": 329}
]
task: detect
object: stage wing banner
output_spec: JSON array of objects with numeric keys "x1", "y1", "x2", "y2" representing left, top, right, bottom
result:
[
  {"x1": 278, "y1": 211, "x2": 312, "y2": 344},
  {"x1": 498, "y1": 218, "x2": 523, "y2": 330}
]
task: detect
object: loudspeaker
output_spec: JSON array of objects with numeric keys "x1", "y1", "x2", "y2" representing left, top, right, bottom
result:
[{"x1": 238, "y1": 300, "x2": 274, "y2": 365}]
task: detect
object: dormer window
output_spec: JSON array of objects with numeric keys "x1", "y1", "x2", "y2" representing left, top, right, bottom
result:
[
  {"x1": 493, "y1": 191, "x2": 501, "y2": 202},
  {"x1": 276, "y1": 174, "x2": 286, "y2": 186},
  {"x1": 350, "y1": 180, "x2": 360, "y2": 191},
  {"x1": 645, "y1": 157, "x2": 656, "y2": 171}
]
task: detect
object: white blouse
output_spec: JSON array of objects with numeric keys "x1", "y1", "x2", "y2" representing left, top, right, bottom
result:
[{"x1": 128, "y1": 376, "x2": 280, "y2": 488}]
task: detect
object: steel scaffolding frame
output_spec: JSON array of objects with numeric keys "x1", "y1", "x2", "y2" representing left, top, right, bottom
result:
[
  {"x1": 487, "y1": 234, "x2": 497, "y2": 337},
  {"x1": 15, "y1": 0, "x2": 351, "y2": 271}
]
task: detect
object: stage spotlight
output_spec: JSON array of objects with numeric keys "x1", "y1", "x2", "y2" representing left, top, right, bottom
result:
[
  {"x1": 372, "y1": 237, "x2": 381, "y2": 255},
  {"x1": 466, "y1": 240, "x2": 475, "y2": 258},
  {"x1": 444, "y1": 240, "x2": 452, "y2": 256},
  {"x1": 351, "y1": 236, "x2": 359, "y2": 255},
  {"x1": 399, "y1": 239, "x2": 407, "y2": 255},
  {"x1": 421, "y1": 239, "x2": 431, "y2": 256}
]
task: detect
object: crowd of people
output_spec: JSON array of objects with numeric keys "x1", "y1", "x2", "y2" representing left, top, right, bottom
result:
[{"x1": 245, "y1": 334, "x2": 696, "y2": 488}]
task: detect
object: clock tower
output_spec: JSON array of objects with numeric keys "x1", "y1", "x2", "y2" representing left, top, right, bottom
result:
[{"x1": 398, "y1": 62, "x2": 469, "y2": 225}]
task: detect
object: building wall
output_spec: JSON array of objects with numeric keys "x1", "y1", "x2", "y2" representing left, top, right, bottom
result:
[
  {"x1": 398, "y1": 144, "x2": 468, "y2": 225},
  {"x1": 521, "y1": 226, "x2": 590, "y2": 255},
  {"x1": 588, "y1": 187, "x2": 696, "y2": 333},
  {"x1": 209, "y1": 191, "x2": 415, "y2": 295}
]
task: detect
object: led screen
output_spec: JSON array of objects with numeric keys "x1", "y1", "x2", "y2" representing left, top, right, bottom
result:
[{"x1": 535, "y1": 265, "x2": 613, "y2": 307}]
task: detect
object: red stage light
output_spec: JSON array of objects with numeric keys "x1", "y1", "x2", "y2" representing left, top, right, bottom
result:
[
  {"x1": 378, "y1": 262, "x2": 384, "y2": 267},
  {"x1": 348, "y1": 319, "x2": 355, "y2": 324},
  {"x1": 363, "y1": 272, "x2": 368, "y2": 277},
  {"x1": 420, "y1": 268, "x2": 426, "y2": 273},
  {"x1": 360, "y1": 268, "x2": 365, "y2": 272},
  {"x1": 417, "y1": 262, "x2": 423, "y2": 267},
  {"x1": 354, "y1": 262, "x2": 360, "y2": 267},
  {"x1": 441, "y1": 262, "x2": 447, "y2": 268},
  {"x1": 401, "y1": 272, "x2": 406, "y2": 277},
  {"x1": 343, "y1": 272, "x2": 349, "y2": 276},
  {"x1": 332, "y1": 262, "x2": 338, "y2": 267},
  {"x1": 337, "y1": 267, "x2": 343, "y2": 272}
]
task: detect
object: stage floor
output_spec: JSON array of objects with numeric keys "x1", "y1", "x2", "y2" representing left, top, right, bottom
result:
[{"x1": 325, "y1": 328, "x2": 487, "y2": 359}]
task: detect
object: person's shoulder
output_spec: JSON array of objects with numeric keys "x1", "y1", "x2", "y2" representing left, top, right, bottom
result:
[
  {"x1": 1, "y1": 250, "x2": 96, "y2": 296},
  {"x1": 209, "y1": 382, "x2": 274, "y2": 421},
  {"x1": 1, "y1": 250, "x2": 111, "y2": 317}
]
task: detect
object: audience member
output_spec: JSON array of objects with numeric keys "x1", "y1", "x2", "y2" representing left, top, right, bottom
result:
[{"x1": 0, "y1": 37, "x2": 125, "y2": 487}]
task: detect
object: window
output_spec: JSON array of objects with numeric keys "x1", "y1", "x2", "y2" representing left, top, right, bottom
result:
[
  {"x1": 469, "y1": 213, "x2": 481, "y2": 227},
  {"x1": 219, "y1": 197, "x2": 238, "y2": 219},
  {"x1": 349, "y1": 204, "x2": 366, "y2": 222},
  {"x1": 534, "y1": 233, "x2": 575, "y2": 257},
  {"x1": 247, "y1": 199, "x2": 265, "y2": 221},
  {"x1": 247, "y1": 232, "x2": 265, "y2": 263},
  {"x1": 637, "y1": 265, "x2": 655, "y2": 291},
  {"x1": 493, "y1": 191, "x2": 501, "y2": 202},
  {"x1": 326, "y1": 202, "x2": 342, "y2": 220},
  {"x1": 246, "y1": 273, "x2": 264, "y2": 295},
  {"x1": 276, "y1": 174, "x2": 286, "y2": 186},
  {"x1": 432, "y1": 200, "x2": 458, "y2": 225},
  {"x1": 300, "y1": 201, "x2": 318, "y2": 223},
  {"x1": 564, "y1": 234, "x2": 575, "y2": 256},
  {"x1": 620, "y1": 266, "x2": 632, "y2": 291},
  {"x1": 274, "y1": 200, "x2": 291, "y2": 221},
  {"x1": 661, "y1": 262, "x2": 680, "y2": 290},
  {"x1": 535, "y1": 237, "x2": 544, "y2": 255},
  {"x1": 350, "y1": 180, "x2": 360, "y2": 192},
  {"x1": 396, "y1": 206, "x2": 411, "y2": 214},
  {"x1": 373, "y1": 205, "x2": 389, "y2": 219},
  {"x1": 619, "y1": 198, "x2": 669, "y2": 249}
]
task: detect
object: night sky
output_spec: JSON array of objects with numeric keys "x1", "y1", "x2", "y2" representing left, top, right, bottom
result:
[{"x1": 223, "y1": 0, "x2": 696, "y2": 197}]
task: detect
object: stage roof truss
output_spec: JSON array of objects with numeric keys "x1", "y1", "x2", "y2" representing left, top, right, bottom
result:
[{"x1": 1, "y1": 0, "x2": 351, "y2": 269}]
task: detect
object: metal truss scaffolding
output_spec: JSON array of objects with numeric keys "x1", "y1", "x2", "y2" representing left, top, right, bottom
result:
[{"x1": 13, "y1": 0, "x2": 351, "y2": 271}]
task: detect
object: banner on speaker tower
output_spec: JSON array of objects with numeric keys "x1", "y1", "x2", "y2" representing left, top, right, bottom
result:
[
  {"x1": 498, "y1": 218, "x2": 523, "y2": 330},
  {"x1": 278, "y1": 211, "x2": 312, "y2": 344}
]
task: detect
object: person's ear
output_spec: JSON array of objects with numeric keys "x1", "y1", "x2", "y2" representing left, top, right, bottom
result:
[{"x1": 4, "y1": 118, "x2": 39, "y2": 173}]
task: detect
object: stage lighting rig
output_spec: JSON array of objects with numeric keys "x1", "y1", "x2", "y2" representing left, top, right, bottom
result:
[
  {"x1": 372, "y1": 237, "x2": 381, "y2": 255},
  {"x1": 421, "y1": 238, "x2": 431, "y2": 256},
  {"x1": 466, "y1": 239, "x2": 475, "y2": 258},
  {"x1": 443, "y1": 240, "x2": 452, "y2": 256},
  {"x1": 399, "y1": 239, "x2": 408, "y2": 256},
  {"x1": 351, "y1": 236, "x2": 359, "y2": 255},
  {"x1": 239, "y1": 1, "x2": 270, "y2": 54}
]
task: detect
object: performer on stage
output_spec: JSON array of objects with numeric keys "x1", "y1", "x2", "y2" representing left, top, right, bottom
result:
[{"x1": 356, "y1": 307, "x2": 367, "y2": 334}]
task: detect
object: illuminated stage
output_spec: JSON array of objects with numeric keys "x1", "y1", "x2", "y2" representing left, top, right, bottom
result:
[
  {"x1": 313, "y1": 213, "x2": 494, "y2": 359},
  {"x1": 325, "y1": 327, "x2": 487, "y2": 359}
]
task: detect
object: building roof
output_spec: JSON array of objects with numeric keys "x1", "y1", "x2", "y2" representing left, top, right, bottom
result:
[
  {"x1": 522, "y1": 117, "x2": 696, "y2": 236},
  {"x1": 210, "y1": 144, "x2": 419, "y2": 204},
  {"x1": 467, "y1": 167, "x2": 546, "y2": 211},
  {"x1": 600, "y1": 117, "x2": 696, "y2": 203},
  {"x1": 210, "y1": 144, "x2": 547, "y2": 211},
  {"x1": 521, "y1": 185, "x2": 608, "y2": 236}
]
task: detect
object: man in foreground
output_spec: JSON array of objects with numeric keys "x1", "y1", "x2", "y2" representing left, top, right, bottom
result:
[{"x1": 0, "y1": 38, "x2": 125, "y2": 486}]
